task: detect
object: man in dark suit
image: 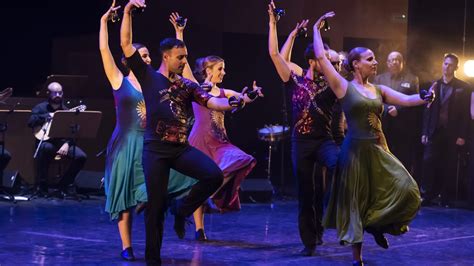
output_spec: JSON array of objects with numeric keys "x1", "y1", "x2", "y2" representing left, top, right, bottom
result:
[
  {"x1": 374, "y1": 51, "x2": 420, "y2": 175},
  {"x1": 421, "y1": 53, "x2": 471, "y2": 206}
]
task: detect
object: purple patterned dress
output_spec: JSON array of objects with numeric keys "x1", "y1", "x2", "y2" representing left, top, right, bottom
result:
[{"x1": 189, "y1": 89, "x2": 256, "y2": 212}]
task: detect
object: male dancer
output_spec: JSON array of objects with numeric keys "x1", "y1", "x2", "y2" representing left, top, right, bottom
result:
[
  {"x1": 121, "y1": 1, "x2": 254, "y2": 264},
  {"x1": 268, "y1": 1, "x2": 342, "y2": 256}
]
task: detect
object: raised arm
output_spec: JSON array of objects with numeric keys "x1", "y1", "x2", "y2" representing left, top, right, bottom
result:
[
  {"x1": 280, "y1": 19, "x2": 308, "y2": 76},
  {"x1": 312, "y1": 12, "x2": 347, "y2": 99},
  {"x1": 100, "y1": 1, "x2": 123, "y2": 89},
  {"x1": 169, "y1": 12, "x2": 197, "y2": 83},
  {"x1": 380, "y1": 82, "x2": 434, "y2": 107},
  {"x1": 268, "y1": 1, "x2": 291, "y2": 82},
  {"x1": 121, "y1": 0, "x2": 145, "y2": 57}
]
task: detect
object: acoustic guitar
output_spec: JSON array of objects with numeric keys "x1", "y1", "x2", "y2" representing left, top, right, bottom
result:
[{"x1": 34, "y1": 105, "x2": 87, "y2": 140}]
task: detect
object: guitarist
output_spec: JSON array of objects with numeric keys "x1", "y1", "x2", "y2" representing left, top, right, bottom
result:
[{"x1": 27, "y1": 82, "x2": 87, "y2": 197}]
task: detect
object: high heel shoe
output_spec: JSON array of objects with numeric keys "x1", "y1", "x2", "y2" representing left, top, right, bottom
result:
[
  {"x1": 195, "y1": 229, "x2": 208, "y2": 241},
  {"x1": 202, "y1": 198, "x2": 220, "y2": 214},
  {"x1": 365, "y1": 227, "x2": 389, "y2": 249},
  {"x1": 352, "y1": 260, "x2": 365, "y2": 266},
  {"x1": 121, "y1": 247, "x2": 135, "y2": 261}
]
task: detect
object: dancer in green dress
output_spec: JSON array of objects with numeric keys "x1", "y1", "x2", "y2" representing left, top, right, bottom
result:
[
  {"x1": 312, "y1": 12, "x2": 435, "y2": 266},
  {"x1": 100, "y1": 2, "x2": 195, "y2": 261}
]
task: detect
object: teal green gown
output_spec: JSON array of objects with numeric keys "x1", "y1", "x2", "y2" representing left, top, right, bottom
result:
[
  {"x1": 323, "y1": 82, "x2": 421, "y2": 244},
  {"x1": 104, "y1": 78, "x2": 196, "y2": 220}
]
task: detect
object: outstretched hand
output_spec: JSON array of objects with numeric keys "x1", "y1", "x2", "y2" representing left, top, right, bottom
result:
[
  {"x1": 313, "y1": 11, "x2": 335, "y2": 31},
  {"x1": 268, "y1": 1, "x2": 278, "y2": 24},
  {"x1": 124, "y1": 0, "x2": 146, "y2": 14},
  {"x1": 243, "y1": 81, "x2": 264, "y2": 103},
  {"x1": 169, "y1": 12, "x2": 187, "y2": 32},
  {"x1": 253, "y1": 80, "x2": 264, "y2": 97},
  {"x1": 101, "y1": 0, "x2": 121, "y2": 23},
  {"x1": 290, "y1": 19, "x2": 309, "y2": 38},
  {"x1": 421, "y1": 81, "x2": 436, "y2": 105}
]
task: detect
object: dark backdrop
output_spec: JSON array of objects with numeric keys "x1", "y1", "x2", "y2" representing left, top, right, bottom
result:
[{"x1": 2, "y1": 0, "x2": 474, "y2": 195}]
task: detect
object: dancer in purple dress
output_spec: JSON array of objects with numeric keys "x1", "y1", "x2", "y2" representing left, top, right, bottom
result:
[{"x1": 169, "y1": 12, "x2": 262, "y2": 241}]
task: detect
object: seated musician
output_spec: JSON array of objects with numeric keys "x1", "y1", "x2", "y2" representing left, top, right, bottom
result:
[{"x1": 27, "y1": 82, "x2": 87, "y2": 197}]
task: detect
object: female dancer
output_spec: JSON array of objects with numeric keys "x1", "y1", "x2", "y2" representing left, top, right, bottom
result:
[
  {"x1": 100, "y1": 3, "x2": 195, "y2": 260},
  {"x1": 312, "y1": 12, "x2": 434, "y2": 266},
  {"x1": 169, "y1": 12, "x2": 261, "y2": 241}
]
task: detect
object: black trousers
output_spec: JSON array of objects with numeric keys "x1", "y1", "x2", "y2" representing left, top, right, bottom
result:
[
  {"x1": 142, "y1": 141, "x2": 223, "y2": 264},
  {"x1": 36, "y1": 140, "x2": 87, "y2": 189},
  {"x1": 291, "y1": 138, "x2": 339, "y2": 249},
  {"x1": 421, "y1": 129, "x2": 459, "y2": 201}
]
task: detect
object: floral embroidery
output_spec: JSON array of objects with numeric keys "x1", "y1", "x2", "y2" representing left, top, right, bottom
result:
[
  {"x1": 210, "y1": 110, "x2": 228, "y2": 142},
  {"x1": 291, "y1": 72, "x2": 329, "y2": 135},
  {"x1": 368, "y1": 112, "x2": 382, "y2": 132},
  {"x1": 368, "y1": 111, "x2": 389, "y2": 152},
  {"x1": 136, "y1": 100, "x2": 146, "y2": 129}
]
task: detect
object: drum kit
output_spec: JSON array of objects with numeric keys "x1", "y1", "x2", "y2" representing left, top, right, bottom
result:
[{"x1": 257, "y1": 124, "x2": 289, "y2": 180}]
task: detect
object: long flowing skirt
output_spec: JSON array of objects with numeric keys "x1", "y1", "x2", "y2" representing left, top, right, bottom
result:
[
  {"x1": 104, "y1": 130, "x2": 147, "y2": 220},
  {"x1": 323, "y1": 138, "x2": 421, "y2": 244},
  {"x1": 105, "y1": 130, "x2": 196, "y2": 220},
  {"x1": 189, "y1": 132, "x2": 256, "y2": 212}
]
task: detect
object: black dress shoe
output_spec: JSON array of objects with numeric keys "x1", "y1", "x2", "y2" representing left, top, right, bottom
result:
[
  {"x1": 169, "y1": 199, "x2": 192, "y2": 239},
  {"x1": 173, "y1": 214, "x2": 193, "y2": 239},
  {"x1": 195, "y1": 229, "x2": 208, "y2": 241},
  {"x1": 121, "y1": 247, "x2": 136, "y2": 261},
  {"x1": 366, "y1": 227, "x2": 389, "y2": 249},
  {"x1": 300, "y1": 246, "x2": 315, "y2": 256}
]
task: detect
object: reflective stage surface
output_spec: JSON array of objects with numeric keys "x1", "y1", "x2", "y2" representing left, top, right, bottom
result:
[{"x1": 1, "y1": 198, "x2": 474, "y2": 265}]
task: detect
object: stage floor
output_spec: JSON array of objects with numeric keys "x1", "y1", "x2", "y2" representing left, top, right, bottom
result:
[{"x1": 1, "y1": 198, "x2": 474, "y2": 265}]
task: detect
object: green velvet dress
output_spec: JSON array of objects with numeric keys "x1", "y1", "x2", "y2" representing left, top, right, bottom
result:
[{"x1": 323, "y1": 82, "x2": 421, "y2": 244}]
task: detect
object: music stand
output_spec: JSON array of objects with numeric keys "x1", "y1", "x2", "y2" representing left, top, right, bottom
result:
[
  {"x1": 42, "y1": 110, "x2": 102, "y2": 200},
  {"x1": 0, "y1": 109, "x2": 32, "y2": 203},
  {"x1": 48, "y1": 110, "x2": 102, "y2": 153}
]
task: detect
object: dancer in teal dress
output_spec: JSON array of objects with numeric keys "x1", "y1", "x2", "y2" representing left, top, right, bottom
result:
[
  {"x1": 99, "y1": 2, "x2": 195, "y2": 261},
  {"x1": 312, "y1": 12, "x2": 435, "y2": 265}
]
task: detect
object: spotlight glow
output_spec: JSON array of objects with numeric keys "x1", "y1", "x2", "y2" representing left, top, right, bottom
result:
[{"x1": 464, "y1": 60, "x2": 474, "y2": 77}]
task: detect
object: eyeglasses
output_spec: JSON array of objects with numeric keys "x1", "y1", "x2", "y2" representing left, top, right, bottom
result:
[{"x1": 330, "y1": 61, "x2": 341, "y2": 66}]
